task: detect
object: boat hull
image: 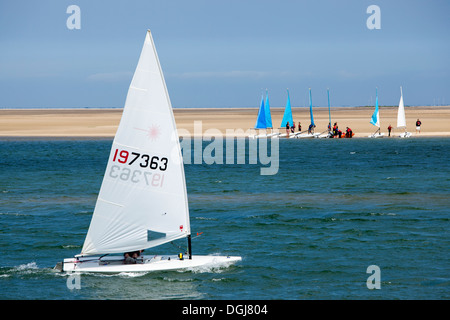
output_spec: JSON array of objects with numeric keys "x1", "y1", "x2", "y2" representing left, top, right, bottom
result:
[
  {"x1": 56, "y1": 255, "x2": 241, "y2": 273},
  {"x1": 399, "y1": 132, "x2": 411, "y2": 138},
  {"x1": 368, "y1": 133, "x2": 385, "y2": 138}
]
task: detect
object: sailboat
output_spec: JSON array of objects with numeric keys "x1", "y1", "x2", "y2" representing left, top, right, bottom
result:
[
  {"x1": 55, "y1": 30, "x2": 241, "y2": 273},
  {"x1": 295, "y1": 88, "x2": 319, "y2": 138},
  {"x1": 250, "y1": 90, "x2": 277, "y2": 138},
  {"x1": 318, "y1": 88, "x2": 335, "y2": 138},
  {"x1": 251, "y1": 93, "x2": 267, "y2": 138},
  {"x1": 397, "y1": 86, "x2": 411, "y2": 138},
  {"x1": 279, "y1": 89, "x2": 294, "y2": 138},
  {"x1": 368, "y1": 87, "x2": 385, "y2": 138}
]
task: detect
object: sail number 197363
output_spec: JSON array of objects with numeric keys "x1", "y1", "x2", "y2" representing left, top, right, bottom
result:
[
  {"x1": 109, "y1": 149, "x2": 168, "y2": 187},
  {"x1": 112, "y1": 149, "x2": 168, "y2": 171}
]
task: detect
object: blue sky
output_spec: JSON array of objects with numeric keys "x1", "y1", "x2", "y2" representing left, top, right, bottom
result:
[{"x1": 0, "y1": 0, "x2": 449, "y2": 108}]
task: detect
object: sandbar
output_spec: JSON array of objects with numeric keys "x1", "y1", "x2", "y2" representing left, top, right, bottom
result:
[{"x1": 0, "y1": 106, "x2": 449, "y2": 138}]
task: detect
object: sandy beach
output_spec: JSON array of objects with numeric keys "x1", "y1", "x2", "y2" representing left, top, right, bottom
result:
[{"x1": 1, "y1": 106, "x2": 449, "y2": 138}]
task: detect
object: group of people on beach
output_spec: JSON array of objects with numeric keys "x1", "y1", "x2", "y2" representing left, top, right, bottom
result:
[
  {"x1": 285, "y1": 121, "x2": 302, "y2": 135},
  {"x1": 284, "y1": 118, "x2": 422, "y2": 138},
  {"x1": 284, "y1": 121, "x2": 353, "y2": 138},
  {"x1": 331, "y1": 122, "x2": 353, "y2": 138},
  {"x1": 284, "y1": 122, "x2": 318, "y2": 135},
  {"x1": 387, "y1": 118, "x2": 422, "y2": 136}
]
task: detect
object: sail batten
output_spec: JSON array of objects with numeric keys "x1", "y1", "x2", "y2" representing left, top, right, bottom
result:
[{"x1": 80, "y1": 30, "x2": 190, "y2": 256}]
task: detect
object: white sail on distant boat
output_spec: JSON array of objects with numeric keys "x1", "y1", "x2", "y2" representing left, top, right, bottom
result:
[
  {"x1": 368, "y1": 87, "x2": 385, "y2": 138},
  {"x1": 397, "y1": 86, "x2": 411, "y2": 138},
  {"x1": 55, "y1": 30, "x2": 241, "y2": 273}
]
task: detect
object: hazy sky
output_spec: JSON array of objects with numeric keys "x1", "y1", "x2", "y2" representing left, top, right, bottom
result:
[{"x1": 0, "y1": 0, "x2": 449, "y2": 108}]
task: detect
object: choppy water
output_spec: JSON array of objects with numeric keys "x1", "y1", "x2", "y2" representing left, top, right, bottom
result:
[{"x1": 0, "y1": 138, "x2": 449, "y2": 299}]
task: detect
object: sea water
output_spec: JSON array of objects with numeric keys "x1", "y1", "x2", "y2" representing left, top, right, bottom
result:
[{"x1": 0, "y1": 138, "x2": 449, "y2": 300}]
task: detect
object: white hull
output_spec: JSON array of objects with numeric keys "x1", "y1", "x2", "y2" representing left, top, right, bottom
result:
[
  {"x1": 249, "y1": 132, "x2": 279, "y2": 139},
  {"x1": 294, "y1": 132, "x2": 319, "y2": 139},
  {"x1": 57, "y1": 254, "x2": 241, "y2": 273},
  {"x1": 368, "y1": 132, "x2": 385, "y2": 138},
  {"x1": 398, "y1": 131, "x2": 411, "y2": 138}
]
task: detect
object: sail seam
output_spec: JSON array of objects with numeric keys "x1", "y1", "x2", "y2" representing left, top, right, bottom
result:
[{"x1": 130, "y1": 86, "x2": 148, "y2": 92}]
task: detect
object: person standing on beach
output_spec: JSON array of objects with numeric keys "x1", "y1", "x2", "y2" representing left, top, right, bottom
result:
[
  {"x1": 388, "y1": 124, "x2": 392, "y2": 137},
  {"x1": 298, "y1": 122, "x2": 302, "y2": 132},
  {"x1": 416, "y1": 119, "x2": 422, "y2": 133}
]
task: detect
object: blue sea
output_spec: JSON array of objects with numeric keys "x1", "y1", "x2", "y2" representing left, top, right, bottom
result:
[{"x1": 0, "y1": 137, "x2": 449, "y2": 300}]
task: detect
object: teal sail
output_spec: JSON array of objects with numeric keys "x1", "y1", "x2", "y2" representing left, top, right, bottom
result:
[
  {"x1": 264, "y1": 90, "x2": 273, "y2": 129},
  {"x1": 309, "y1": 88, "x2": 315, "y2": 127},
  {"x1": 254, "y1": 93, "x2": 266, "y2": 129},
  {"x1": 327, "y1": 88, "x2": 331, "y2": 130},
  {"x1": 280, "y1": 89, "x2": 294, "y2": 128},
  {"x1": 370, "y1": 88, "x2": 380, "y2": 127}
]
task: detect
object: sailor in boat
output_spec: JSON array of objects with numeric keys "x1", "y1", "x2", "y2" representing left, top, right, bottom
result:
[
  {"x1": 123, "y1": 250, "x2": 144, "y2": 264},
  {"x1": 286, "y1": 122, "x2": 290, "y2": 137},
  {"x1": 308, "y1": 123, "x2": 316, "y2": 135},
  {"x1": 291, "y1": 122, "x2": 295, "y2": 133}
]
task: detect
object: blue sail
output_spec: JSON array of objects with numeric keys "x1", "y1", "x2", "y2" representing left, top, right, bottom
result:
[
  {"x1": 370, "y1": 88, "x2": 380, "y2": 127},
  {"x1": 309, "y1": 88, "x2": 315, "y2": 127},
  {"x1": 254, "y1": 93, "x2": 266, "y2": 129},
  {"x1": 280, "y1": 89, "x2": 294, "y2": 128},
  {"x1": 264, "y1": 90, "x2": 273, "y2": 129}
]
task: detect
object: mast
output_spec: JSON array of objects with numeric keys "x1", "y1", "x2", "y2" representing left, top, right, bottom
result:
[{"x1": 327, "y1": 88, "x2": 331, "y2": 131}]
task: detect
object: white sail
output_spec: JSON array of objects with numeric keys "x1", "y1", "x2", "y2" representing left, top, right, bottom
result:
[
  {"x1": 80, "y1": 30, "x2": 190, "y2": 256},
  {"x1": 397, "y1": 86, "x2": 406, "y2": 128}
]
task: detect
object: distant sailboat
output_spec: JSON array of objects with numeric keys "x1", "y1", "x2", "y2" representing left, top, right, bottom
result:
[
  {"x1": 280, "y1": 89, "x2": 294, "y2": 130},
  {"x1": 318, "y1": 88, "x2": 335, "y2": 138},
  {"x1": 264, "y1": 89, "x2": 273, "y2": 131},
  {"x1": 295, "y1": 88, "x2": 319, "y2": 138},
  {"x1": 368, "y1": 87, "x2": 385, "y2": 138},
  {"x1": 251, "y1": 90, "x2": 277, "y2": 138},
  {"x1": 397, "y1": 86, "x2": 411, "y2": 138},
  {"x1": 253, "y1": 93, "x2": 266, "y2": 130},
  {"x1": 55, "y1": 30, "x2": 241, "y2": 273},
  {"x1": 279, "y1": 89, "x2": 295, "y2": 138}
]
